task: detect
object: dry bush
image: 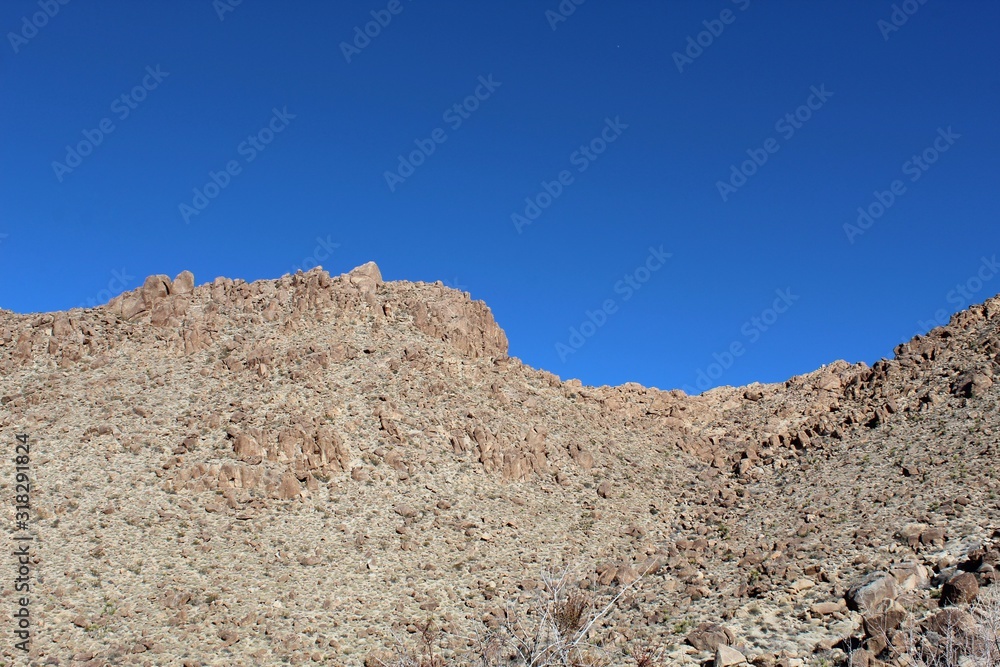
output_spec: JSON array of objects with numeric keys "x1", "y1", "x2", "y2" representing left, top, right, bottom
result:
[
  {"x1": 483, "y1": 562, "x2": 663, "y2": 667},
  {"x1": 973, "y1": 586, "x2": 1000, "y2": 662},
  {"x1": 499, "y1": 570, "x2": 605, "y2": 667},
  {"x1": 372, "y1": 619, "x2": 447, "y2": 667},
  {"x1": 377, "y1": 563, "x2": 659, "y2": 667},
  {"x1": 626, "y1": 643, "x2": 664, "y2": 667},
  {"x1": 553, "y1": 591, "x2": 592, "y2": 636}
]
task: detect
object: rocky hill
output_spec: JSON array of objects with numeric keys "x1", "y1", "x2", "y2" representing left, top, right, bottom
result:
[{"x1": 1, "y1": 263, "x2": 997, "y2": 666}]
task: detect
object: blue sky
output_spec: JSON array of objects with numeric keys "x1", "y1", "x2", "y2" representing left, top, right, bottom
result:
[{"x1": 2, "y1": 1, "x2": 999, "y2": 393}]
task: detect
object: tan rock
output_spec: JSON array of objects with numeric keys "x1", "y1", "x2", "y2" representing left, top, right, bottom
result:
[
  {"x1": 810, "y1": 601, "x2": 845, "y2": 615},
  {"x1": 899, "y1": 523, "x2": 928, "y2": 548},
  {"x1": 920, "y1": 526, "x2": 946, "y2": 546},
  {"x1": 233, "y1": 433, "x2": 264, "y2": 462},
  {"x1": 862, "y1": 599, "x2": 906, "y2": 638},
  {"x1": 890, "y1": 562, "x2": 929, "y2": 591},
  {"x1": 847, "y1": 573, "x2": 899, "y2": 612},
  {"x1": 142, "y1": 274, "x2": 172, "y2": 305},
  {"x1": 568, "y1": 443, "x2": 595, "y2": 470},
  {"x1": 277, "y1": 473, "x2": 302, "y2": 499},
  {"x1": 172, "y1": 270, "x2": 195, "y2": 295},
  {"x1": 347, "y1": 261, "x2": 383, "y2": 294},
  {"x1": 715, "y1": 644, "x2": 745, "y2": 667},
  {"x1": 687, "y1": 623, "x2": 735, "y2": 652},
  {"x1": 394, "y1": 503, "x2": 418, "y2": 518}
]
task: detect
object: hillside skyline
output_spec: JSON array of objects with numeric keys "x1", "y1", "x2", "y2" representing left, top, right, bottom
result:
[{"x1": 2, "y1": 1, "x2": 999, "y2": 392}]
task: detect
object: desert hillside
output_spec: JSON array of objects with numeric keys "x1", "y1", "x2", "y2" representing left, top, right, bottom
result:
[{"x1": 1, "y1": 263, "x2": 997, "y2": 666}]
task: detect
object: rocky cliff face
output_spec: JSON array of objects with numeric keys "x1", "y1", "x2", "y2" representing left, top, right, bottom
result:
[{"x1": 1, "y1": 263, "x2": 997, "y2": 666}]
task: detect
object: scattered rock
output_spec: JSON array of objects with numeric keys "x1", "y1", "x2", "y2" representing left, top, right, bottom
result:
[
  {"x1": 940, "y1": 571, "x2": 979, "y2": 605},
  {"x1": 890, "y1": 562, "x2": 929, "y2": 591},
  {"x1": 810, "y1": 601, "x2": 845, "y2": 615},
  {"x1": 847, "y1": 573, "x2": 899, "y2": 613},
  {"x1": 922, "y1": 607, "x2": 976, "y2": 637},
  {"x1": 862, "y1": 599, "x2": 906, "y2": 638},
  {"x1": 686, "y1": 622, "x2": 735, "y2": 652},
  {"x1": 952, "y1": 371, "x2": 993, "y2": 397},
  {"x1": 394, "y1": 503, "x2": 418, "y2": 519},
  {"x1": 715, "y1": 644, "x2": 746, "y2": 667}
]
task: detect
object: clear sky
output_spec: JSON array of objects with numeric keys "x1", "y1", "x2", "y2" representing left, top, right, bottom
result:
[{"x1": 2, "y1": 1, "x2": 999, "y2": 393}]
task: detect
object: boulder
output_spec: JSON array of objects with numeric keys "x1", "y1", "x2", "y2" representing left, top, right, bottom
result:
[
  {"x1": 142, "y1": 274, "x2": 172, "y2": 306},
  {"x1": 810, "y1": 601, "x2": 845, "y2": 615},
  {"x1": 952, "y1": 371, "x2": 993, "y2": 397},
  {"x1": 172, "y1": 271, "x2": 195, "y2": 295},
  {"x1": 347, "y1": 262, "x2": 382, "y2": 295},
  {"x1": 404, "y1": 290, "x2": 509, "y2": 360},
  {"x1": 51, "y1": 316, "x2": 73, "y2": 338},
  {"x1": 920, "y1": 526, "x2": 946, "y2": 546},
  {"x1": 847, "y1": 573, "x2": 899, "y2": 612},
  {"x1": 941, "y1": 571, "x2": 978, "y2": 605},
  {"x1": 686, "y1": 622, "x2": 735, "y2": 652},
  {"x1": 233, "y1": 433, "x2": 264, "y2": 462},
  {"x1": 922, "y1": 607, "x2": 976, "y2": 637},
  {"x1": 814, "y1": 373, "x2": 842, "y2": 392},
  {"x1": 862, "y1": 599, "x2": 907, "y2": 639},
  {"x1": 277, "y1": 473, "x2": 302, "y2": 500},
  {"x1": 568, "y1": 443, "x2": 595, "y2": 470},
  {"x1": 890, "y1": 562, "x2": 930, "y2": 591},
  {"x1": 715, "y1": 644, "x2": 745, "y2": 667},
  {"x1": 846, "y1": 648, "x2": 875, "y2": 667},
  {"x1": 899, "y1": 523, "x2": 928, "y2": 549},
  {"x1": 105, "y1": 292, "x2": 146, "y2": 319}
]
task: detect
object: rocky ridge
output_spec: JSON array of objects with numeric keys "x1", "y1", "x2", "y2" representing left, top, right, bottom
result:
[{"x1": 1, "y1": 262, "x2": 998, "y2": 666}]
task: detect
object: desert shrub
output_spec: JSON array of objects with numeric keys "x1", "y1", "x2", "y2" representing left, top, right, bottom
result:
[
  {"x1": 372, "y1": 564, "x2": 658, "y2": 667},
  {"x1": 553, "y1": 591, "x2": 591, "y2": 636}
]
